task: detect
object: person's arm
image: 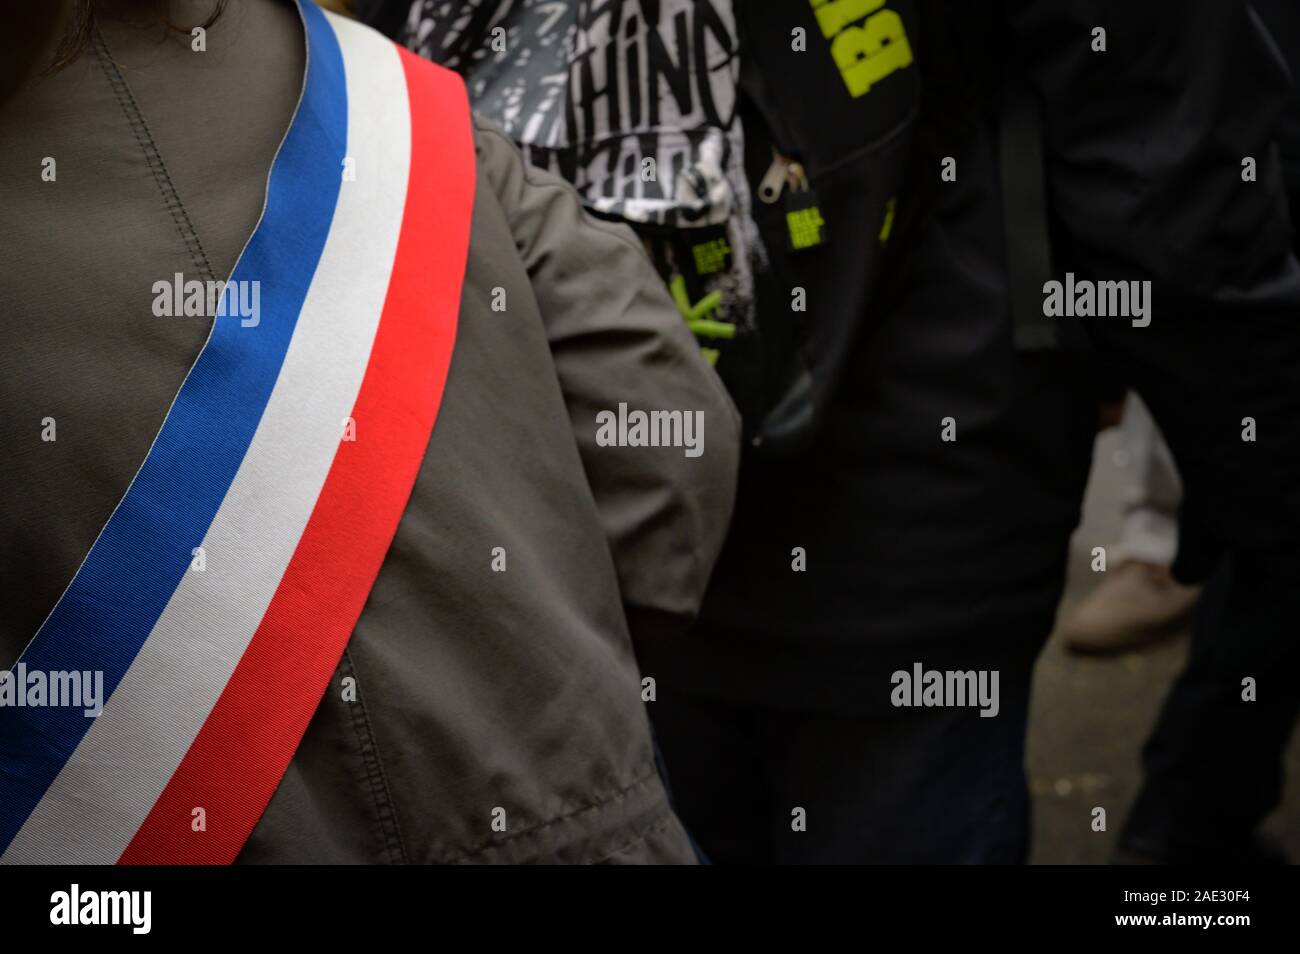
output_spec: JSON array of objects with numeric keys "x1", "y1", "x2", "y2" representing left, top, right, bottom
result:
[{"x1": 474, "y1": 117, "x2": 743, "y2": 643}]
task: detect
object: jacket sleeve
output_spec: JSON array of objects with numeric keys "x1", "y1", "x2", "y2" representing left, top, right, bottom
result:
[
  {"x1": 473, "y1": 117, "x2": 742, "y2": 643},
  {"x1": 1009, "y1": 0, "x2": 1296, "y2": 296}
]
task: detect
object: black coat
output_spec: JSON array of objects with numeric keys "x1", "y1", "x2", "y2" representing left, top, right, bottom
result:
[{"x1": 640, "y1": 0, "x2": 1300, "y2": 710}]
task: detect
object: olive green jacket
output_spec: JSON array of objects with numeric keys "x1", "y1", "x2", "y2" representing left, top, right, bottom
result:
[{"x1": 0, "y1": 0, "x2": 739, "y2": 863}]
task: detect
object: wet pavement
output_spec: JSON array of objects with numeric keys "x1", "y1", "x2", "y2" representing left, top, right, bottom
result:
[{"x1": 1027, "y1": 430, "x2": 1300, "y2": 864}]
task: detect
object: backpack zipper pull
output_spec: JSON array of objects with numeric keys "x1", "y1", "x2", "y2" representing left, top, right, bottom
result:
[{"x1": 758, "y1": 151, "x2": 793, "y2": 204}]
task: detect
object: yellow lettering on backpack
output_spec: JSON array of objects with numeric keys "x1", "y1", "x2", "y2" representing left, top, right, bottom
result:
[
  {"x1": 811, "y1": 0, "x2": 886, "y2": 38},
  {"x1": 810, "y1": 0, "x2": 913, "y2": 98}
]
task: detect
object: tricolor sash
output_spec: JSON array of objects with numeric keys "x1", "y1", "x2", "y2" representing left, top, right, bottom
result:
[{"x1": 0, "y1": 1, "x2": 475, "y2": 864}]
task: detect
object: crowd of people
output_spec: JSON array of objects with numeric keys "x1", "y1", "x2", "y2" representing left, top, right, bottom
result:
[{"x1": 1, "y1": 0, "x2": 1297, "y2": 864}]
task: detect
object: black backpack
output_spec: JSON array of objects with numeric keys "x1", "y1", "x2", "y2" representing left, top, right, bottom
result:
[
  {"x1": 733, "y1": 0, "x2": 923, "y2": 455},
  {"x1": 735, "y1": 0, "x2": 1049, "y2": 457}
]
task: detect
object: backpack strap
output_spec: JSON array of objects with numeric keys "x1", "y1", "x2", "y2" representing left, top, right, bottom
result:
[{"x1": 999, "y1": 78, "x2": 1059, "y2": 351}]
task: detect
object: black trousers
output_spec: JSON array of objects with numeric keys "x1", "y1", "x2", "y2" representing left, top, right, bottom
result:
[
  {"x1": 1121, "y1": 554, "x2": 1300, "y2": 860},
  {"x1": 652, "y1": 669, "x2": 1036, "y2": 865},
  {"x1": 1084, "y1": 227, "x2": 1300, "y2": 859}
]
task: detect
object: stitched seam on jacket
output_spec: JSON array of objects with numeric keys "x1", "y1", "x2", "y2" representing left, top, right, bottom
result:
[
  {"x1": 442, "y1": 767, "x2": 662, "y2": 863},
  {"x1": 590, "y1": 807, "x2": 675, "y2": 864},
  {"x1": 92, "y1": 27, "x2": 217, "y2": 283},
  {"x1": 341, "y1": 648, "x2": 410, "y2": 865}
]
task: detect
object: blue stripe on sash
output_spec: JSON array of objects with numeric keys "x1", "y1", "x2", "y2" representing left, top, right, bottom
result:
[{"x1": 0, "y1": 0, "x2": 347, "y2": 852}]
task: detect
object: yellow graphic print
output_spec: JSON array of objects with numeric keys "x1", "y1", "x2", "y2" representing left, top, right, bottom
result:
[
  {"x1": 810, "y1": 0, "x2": 914, "y2": 98},
  {"x1": 787, "y1": 206, "x2": 827, "y2": 249},
  {"x1": 692, "y1": 237, "x2": 732, "y2": 276}
]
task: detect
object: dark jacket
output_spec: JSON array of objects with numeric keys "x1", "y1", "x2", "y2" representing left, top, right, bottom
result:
[{"x1": 641, "y1": 0, "x2": 1300, "y2": 710}]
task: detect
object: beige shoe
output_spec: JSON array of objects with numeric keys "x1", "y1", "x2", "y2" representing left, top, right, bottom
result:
[{"x1": 1061, "y1": 560, "x2": 1200, "y2": 654}]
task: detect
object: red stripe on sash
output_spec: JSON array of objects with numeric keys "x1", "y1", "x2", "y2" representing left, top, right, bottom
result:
[{"x1": 120, "y1": 52, "x2": 475, "y2": 864}]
